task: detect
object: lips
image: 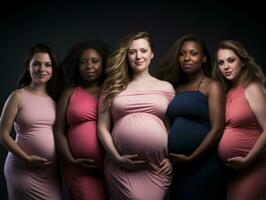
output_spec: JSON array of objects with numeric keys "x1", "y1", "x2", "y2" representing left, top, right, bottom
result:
[{"x1": 134, "y1": 61, "x2": 144, "y2": 66}]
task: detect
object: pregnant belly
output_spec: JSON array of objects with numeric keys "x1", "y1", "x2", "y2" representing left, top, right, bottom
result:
[
  {"x1": 112, "y1": 113, "x2": 167, "y2": 160},
  {"x1": 218, "y1": 129, "x2": 258, "y2": 161},
  {"x1": 168, "y1": 118, "x2": 209, "y2": 155},
  {"x1": 17, "y1": 129, "x2": 56, "y2": 161},
  {"x1": 67, "y1": 122, "x2": 105, "y2": 164}
]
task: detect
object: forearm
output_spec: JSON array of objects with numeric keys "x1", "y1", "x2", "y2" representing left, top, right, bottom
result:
[
  {"x1": 1, "y1": 133, "x2": 29, "y2": 161},
  {"x1": 244, "y1": 132, "x2": 266, "y2": 164},
  {"x1": 98, "y1": 129, "x2": 121, "y2": 162},
  {"x1": 189, "y1": 128, "x2": 222, "y2": 161},
  {"x1": 54, "y1": 132, "x2": 75, "y2": 163}
]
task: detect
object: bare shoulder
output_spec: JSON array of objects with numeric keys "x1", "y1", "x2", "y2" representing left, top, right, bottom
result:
[
  {"x1": 8, "y1": 89, "x2": 23, "y2": 104},
  {"x1": 245, "y1": 82, "x2": 266, "y2": 97},
  {"x1": 208, "y1": 79, "x2": 223, "y2": 91},
  {"x1": 151, "y1": 77, "x2": 174, "y2": 92}
]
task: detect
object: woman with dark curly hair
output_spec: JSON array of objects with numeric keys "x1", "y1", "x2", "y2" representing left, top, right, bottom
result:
[{"x1": 54, "y1": 40, "x2": 112, "y2": 200}]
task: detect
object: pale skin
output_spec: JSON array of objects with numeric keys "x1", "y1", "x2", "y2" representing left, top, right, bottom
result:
[
  {"x1": 54, "y1": 48, "x2": 103, "y2": 170},
  {"x1": 169, "y1": 41, "x2": 225, "y2": 164},
  {"x1": 218, "y1": 49, "x2": 266, "y2": 169},
  {"x1": 0, "y1": 52, "x2": 54, "y2": 168},
  {"x1": 98, "y1": 38, "x2": 173, "y2": 175}
]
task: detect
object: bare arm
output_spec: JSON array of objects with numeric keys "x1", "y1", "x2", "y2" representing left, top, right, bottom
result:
[
  {"x1": 227, "y1": 83, "x2": 266, "y2": 169},
  {"x1": 170, "y1": 81, "x2": 225, "y2": 162},
  {"x1": 0, "y1": 90, "x2": 47, "y2": 166},
  {"x1": 189, "y1": 81, "x2": 225, "y2": 160},
  {"x1": 98, "y1": 98, "x2": 146, "y2": 170},
  {"x1": 53, "y1": 88, "x2": 75, "y2": 163}
]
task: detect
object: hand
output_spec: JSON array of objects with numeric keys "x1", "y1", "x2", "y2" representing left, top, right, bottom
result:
[
  {"x1": 26, "y1": 155, "x2": 50, "y2": 168},
  {"x1": 169, "y1": 153, "x2": 191, "y2": 164},
  {"x1": 116, "y1": 154, "x2": 147, "y2": 171},
  {"x1": 158, "y1": 158, "x2": 172, "y2": 176},
  {"x1": 73, "y1": 158, "x2": 101, "y2": 170},
  {"x1": 226, "y1": 156, "x2": 250, "y2": 170}
]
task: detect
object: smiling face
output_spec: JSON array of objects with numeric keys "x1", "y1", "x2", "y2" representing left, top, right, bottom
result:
[
  {"x1": 217, "y1": 48, "x2": 243, "y2": 83},
  {"x1": 79, "y1": 48, "x2": 103, "y2": 83},
  {"x1": 127, "y1": 38, "x2": 154, "y2": 73},
  {"x1": 178, "y1": 41, "x2": 206, "y2": 74},
  {"x1": 28, "y1": 52, "x2": 53, "y2": 85}
]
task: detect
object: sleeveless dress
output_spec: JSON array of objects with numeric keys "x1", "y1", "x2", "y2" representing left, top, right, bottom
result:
[
  {"x1": 63, "y1": 86, "x2": 108, "y2": 200},
  {"x1": 104, "y1": 89, "x2": 174, "y2": 200},
  {"x1": 167, "y1": 85, "x2": 226, "y2": 199},
  {"x1": 4, "y1": 88, "x2": 62, "y2": 200},
  {"x1": 218, "y1": 86, "x2": 266, "y2": 200}
]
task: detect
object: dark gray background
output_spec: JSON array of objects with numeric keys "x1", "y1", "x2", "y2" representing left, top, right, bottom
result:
[{"x1": 1, "y1": 0, "x2": 265, "y2": 199}]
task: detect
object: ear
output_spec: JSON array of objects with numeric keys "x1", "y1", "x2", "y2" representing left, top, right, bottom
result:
[{"x1": 151, "y1": 53, "x2": 154, "y2": 59}]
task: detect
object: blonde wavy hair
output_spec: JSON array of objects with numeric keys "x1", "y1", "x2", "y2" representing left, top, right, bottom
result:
[
  {"x1": 101, "y1": 31, "x2": 154, "y2": 110},
  {"x1": 212, "y1": 40, "x2": 265, "y2": 92}
]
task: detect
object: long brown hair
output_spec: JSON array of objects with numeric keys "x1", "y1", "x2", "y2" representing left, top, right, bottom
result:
[
  {"x1": 212, "y1": 40, "x2": 265, "y2": 92},
  {"x1": 18, "y1": 43, "x2": 62, "y2": 102}
]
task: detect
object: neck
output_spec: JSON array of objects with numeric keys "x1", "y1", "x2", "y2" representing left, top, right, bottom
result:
[
  {"x1": 187, "y1": 70, "x2": 205, "y2": 83},
  {"x1": 27, "y1": 82, "x2": 48, "y2": 95},
  {"x1": 81, "y1": 80, "x2": 100, "y2": 90},
  {"x1": 132, "y1": 68, "x2": 152, "y2": 82}
]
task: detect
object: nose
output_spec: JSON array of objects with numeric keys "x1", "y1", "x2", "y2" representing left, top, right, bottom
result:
[
  {"x1": 38, "y1": 64, "x2": 46, "y2": 72},
  {"x1": 136, "y1": 51, "x2": 141, "y2": 59},
  {"x1": 223, "y1": 62, "x2": 230, "y2": 70},
  {"x1": 86, "y1": 61, "x2": 93, "y2": 69},
  {"x1": 184, "y1": 53, "x2": 190, "y2": 61}
]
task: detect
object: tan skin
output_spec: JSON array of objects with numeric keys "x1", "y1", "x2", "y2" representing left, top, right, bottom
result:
[
  {"x1": 0, "y1": 53, "x2": 55, "y2": 168},
  {"x1": 54, "y1": 49, "x2": 104, "y2": 170},
  {"x1": 217, "y1": 49, "x2": 266, "y2": 169},
  {"x1": 169, "y1": 41, "x2": 225, "y2": 164},
  {"x1": 98, "y1": 38, "x2": 173, "y2": 174}
]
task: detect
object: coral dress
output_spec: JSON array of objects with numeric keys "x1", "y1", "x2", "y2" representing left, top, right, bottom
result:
[
  {"x1": 104, "y1": 89, "x2": 174, "y2": 200},
  {"x1": 218, "y1": 86, "x2": 266, "y2": 200},
  {"x1": 63, "y1": 86, "x2": 108, "y2": 200},
  {"x1": 4, "y1": 88, "x2": 62, "y2": 200}
]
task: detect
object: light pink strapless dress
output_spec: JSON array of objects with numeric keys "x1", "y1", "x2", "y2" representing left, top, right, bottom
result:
[
  {"x1": 4, "y1": 88, "x2": 62, "y2": 200},
  {"x1": 104, "y1": 89, "x2": 174, "y2": 200},
  {"x1": 218, "y1": 86, "x2": 266, "y2": 200}
]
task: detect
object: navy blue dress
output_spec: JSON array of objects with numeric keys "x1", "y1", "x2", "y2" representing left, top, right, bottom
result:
[{"x1": 167, "y1": 91, "x2": 226, "y2": 200}]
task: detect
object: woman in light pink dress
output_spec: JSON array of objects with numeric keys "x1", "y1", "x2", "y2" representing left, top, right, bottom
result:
[
  {"x1": 0, "y1": 43, "x2": 63, "y2": 200},
  {"x1": 213, "y1": 40, "x2": 266, "y2": 200},
  {"x1": 98, "y1": 32, "x2": 174, "y2": 200},
  {"x1": 54, "y1": 41, "x2": 111, "y2": 200}
]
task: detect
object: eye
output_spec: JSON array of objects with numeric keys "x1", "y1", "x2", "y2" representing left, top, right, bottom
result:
[
  {"x1": 79, "y1": 59, "x2": 87, "y2": 65},
  {"x1": 128, "y1": 50, "x2": 136, "y2": 55},
  {"x1": 178, "y1": 51, "x2": 184, "y2": 56},
  {"x1": 45, "y1": 63, "x2": 52, "y2": 67},
  {"x1": 190, "y1": 51, "x2": 199, "y2": 56},
  {"x1": 140, "y1": 48, "x2": 147, "y2": 53},
  {"x1": 92, "y1": 59, "x2": 99, "y2": 64},
  {"x1": 217, "y1": 60, "x2": 224, "y2": 66},
  {"x1": 228, "y1": 58, "x2": 235, "y2": 63}
]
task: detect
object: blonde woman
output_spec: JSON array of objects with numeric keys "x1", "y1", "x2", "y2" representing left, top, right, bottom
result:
[
  {"x1": 213, "y1": 40, "x2": 266, "y2": 200},
  {"x1": 98, "y1": 32, "x2": 174, "y2": 200}
]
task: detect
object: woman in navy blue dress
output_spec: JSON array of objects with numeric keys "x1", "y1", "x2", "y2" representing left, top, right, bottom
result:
[{"x1": 156, "y1": 34, "x2": 226, "y2": 199}]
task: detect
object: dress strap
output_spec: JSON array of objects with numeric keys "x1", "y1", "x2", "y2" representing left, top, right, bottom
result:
[{"x1": 197, "y1": 76, "x2": 205, "y2": 91}]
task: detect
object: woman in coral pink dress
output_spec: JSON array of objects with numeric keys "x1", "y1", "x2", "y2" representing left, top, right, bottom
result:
[
  {"x1": 98, "y1": 32, "x2": 174, "y2": 200},
  {"x1": 0, "y1": 43, "x2": 63, "y2": 200},
  {"x1": 54, "y1": 41, "x2": 111, "y2": 200},
  {"x1": 213, "y1": 40, "x2": 266, "y2": 200}
]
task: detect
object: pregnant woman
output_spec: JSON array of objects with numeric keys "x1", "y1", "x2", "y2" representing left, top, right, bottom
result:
[{"x1": 98, "y1": 32, "x2": 174, "y2": 200}]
